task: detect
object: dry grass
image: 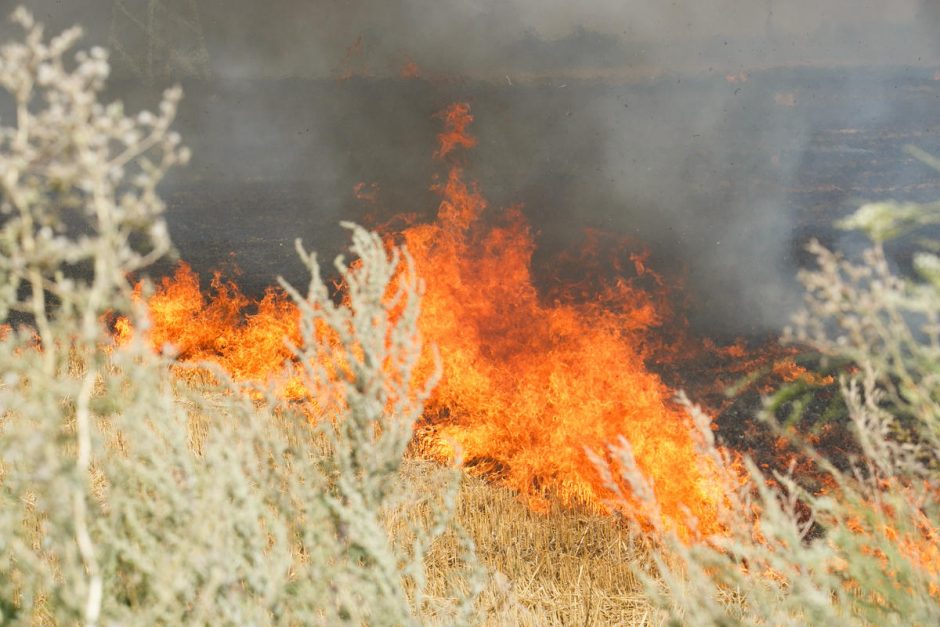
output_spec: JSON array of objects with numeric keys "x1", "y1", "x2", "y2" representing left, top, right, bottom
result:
[
  {"x1": 389, "y1": 459, "x2": 660, "y2": 625},
  {"x1": 177, "y1": 386, "x2": 659, "y2": 624},
  {"x1": 177, "y1": 380, "x2": 661, "y2": 624},
  {"x1": 29, "y1": 372, "x2": 659, "y2": 624}
]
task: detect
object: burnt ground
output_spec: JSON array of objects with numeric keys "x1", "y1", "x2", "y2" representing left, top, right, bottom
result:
[{"x1": 115, "y1": 67, "x2": 940, "y2": 340}]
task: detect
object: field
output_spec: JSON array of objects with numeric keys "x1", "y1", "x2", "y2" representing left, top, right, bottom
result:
[
  {"x1": 2, "y1": 8, "x2": 939, "y2": 625},
  {"x1": 394, "y1": 459, "x2": 655, "y2": 625}
]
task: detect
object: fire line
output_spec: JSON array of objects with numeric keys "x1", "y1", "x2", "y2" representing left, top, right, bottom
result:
[{"x1": 120, "y1": 102, "x2": 751, "y2": 539}]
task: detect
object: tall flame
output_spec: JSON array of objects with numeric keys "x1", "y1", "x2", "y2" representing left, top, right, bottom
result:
[
  {"x1": 404, "y1": 103, "x2": 729, "y2": 536},
  {"x1": 120, "y1": 102, "x2": 737, "y2": 538}
]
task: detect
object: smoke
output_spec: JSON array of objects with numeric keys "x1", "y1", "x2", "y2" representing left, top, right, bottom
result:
[
  {"x1": 6, "y1": 0, "x2": 940, "y2": 334},
  {"x1": 206, "y1": 1, "x2": 933, "y2": 78},
  {"x1": 12, "y1": 1, "x2": 935, "y2": 77}
]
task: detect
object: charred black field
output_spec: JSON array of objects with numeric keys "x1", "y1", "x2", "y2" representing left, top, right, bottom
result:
[{"x1": 117, "y1": 68, "x2": 940, "y2": 338}]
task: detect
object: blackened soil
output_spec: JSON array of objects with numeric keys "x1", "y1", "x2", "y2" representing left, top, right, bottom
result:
[{"x1": 107, "y1": 67, "x2": 940, "y2": 333}]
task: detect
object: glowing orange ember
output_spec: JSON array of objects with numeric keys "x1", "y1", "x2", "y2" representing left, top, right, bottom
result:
[
  {"x1": 400, "y1": 58, "x2": 421, "y2": 79},
  {"x1": 841, "y1": 482, "x2": 940, "y2": 600}
]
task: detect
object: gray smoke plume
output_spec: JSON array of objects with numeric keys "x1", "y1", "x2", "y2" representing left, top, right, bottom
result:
[{"x1": 6, "y1": 0, "x2": 940, "y2": 335}]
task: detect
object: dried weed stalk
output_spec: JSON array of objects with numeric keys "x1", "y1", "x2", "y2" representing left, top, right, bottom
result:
[
  {"x1": 0, "y1": 8, "x2": 478, "y2": 625},
  {"x1": 596, "y1": 196, "x2": 940, "y2": 623}
]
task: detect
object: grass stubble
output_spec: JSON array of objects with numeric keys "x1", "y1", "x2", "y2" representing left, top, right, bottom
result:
[{"x1": 142, "y1": 377, "x2": 659, "y2": 626}]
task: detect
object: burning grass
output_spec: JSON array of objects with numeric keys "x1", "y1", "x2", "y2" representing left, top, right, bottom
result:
[
  {"x1": 107, "y1": 96, "x2": 940, "y2": 623},
  {"x1": 119, "y1": 102, "x2": 755, "y2": 540},
  {"x1": 4, "y1": 8, "x2": 940, "y2": 624},
  {"x1": 113, "y1": 100, "x2": 940, "y2": 620}
]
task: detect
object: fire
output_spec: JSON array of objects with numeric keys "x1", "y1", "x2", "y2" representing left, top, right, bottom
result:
[
  {"x1": 118, "y1": 263, "x2": 304, "y2": 397},
  {"x1": 839, "y1": 482, "x2": 940, "y2": 601},
  {"x1": 118, "y1": 101, "x2": 938, "y2": 552},
  {"x1": 433, "y1": 102, "x2": 477, "y2": 159},
  {"x1": 121, "y1": 102, "x2": 742, "y2": 538},
  {"x1": 402, "y1": 103, "x2": 731, "y2": 537}
]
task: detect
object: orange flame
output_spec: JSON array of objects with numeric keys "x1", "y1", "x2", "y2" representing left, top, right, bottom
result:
[
  {"x1": 118, "y1": 263, "x2": 303, "y2": 397},
  {"x1": 840, "y1": 481, "x2": 940, "y2": 601},
  {"x1": 120, "y1": 102, "x2": 741, "y2": 538},
  {"x1": 434, "y1": 102, "x2": 477, "y2": 159},
  {"x1": 402, "y1": 103, "x2": 731, "y2": 537}
]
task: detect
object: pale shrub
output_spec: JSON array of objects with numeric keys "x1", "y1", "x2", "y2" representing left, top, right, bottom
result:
[
  {"x1": 597, "y1": 195, "x2": 940, "y2": 623},
  {"x1": 0, "y1": 8, "x2": 478, "y2": 624}
]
